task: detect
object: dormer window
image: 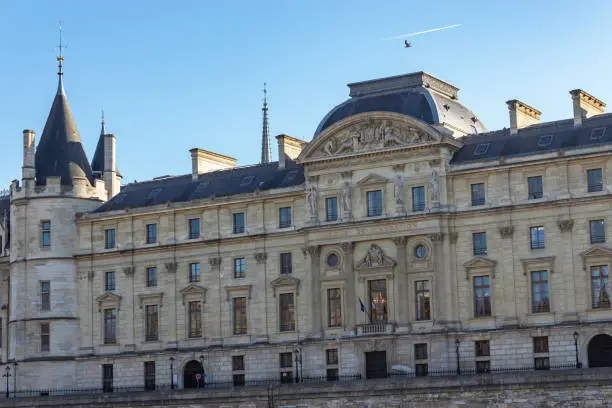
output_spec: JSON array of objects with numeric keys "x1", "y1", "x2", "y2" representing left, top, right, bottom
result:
[
  {"x1": 537, "y1": 135, "x2": 553, "y2": 147},
  {"x1": 590, "y1": 127, "x2": 606, "y2": 141},
  {"x1": 473, "y1": 143, "x2": 490, "y2": 156}
]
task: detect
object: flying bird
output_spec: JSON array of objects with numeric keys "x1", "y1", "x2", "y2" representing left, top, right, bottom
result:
[
  {"x1": 404, "y1": 40, "x2": 411, "y2": 48},
  {"x1": 384, "y1": 24, "x2": 462, "y2": 48}
]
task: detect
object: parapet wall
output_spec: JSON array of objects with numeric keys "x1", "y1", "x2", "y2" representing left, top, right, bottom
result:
[{"x1": 11, "y1": 176, "x2": 107, "y2": 202}]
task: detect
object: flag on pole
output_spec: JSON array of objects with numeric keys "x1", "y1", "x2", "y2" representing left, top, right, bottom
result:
[{"x1": 359, "y1": 298, "x2": 366, "y2": 312}]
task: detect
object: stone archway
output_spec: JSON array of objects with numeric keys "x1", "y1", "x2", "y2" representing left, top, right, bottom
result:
[
  {"x1": 588, "y1": 334, "x2": 612, "y2": 367},
  {"x1": 183, "y1": 360, "x2": 205, "y2": 388}
]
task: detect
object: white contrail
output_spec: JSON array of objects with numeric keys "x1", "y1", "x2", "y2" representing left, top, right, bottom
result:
[{"x1": 383, "y1": 24, "x2": 461, "y2": 40}]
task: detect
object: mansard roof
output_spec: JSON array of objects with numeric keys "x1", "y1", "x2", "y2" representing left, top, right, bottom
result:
[
  {"x1": 94, "y1": 159, "x2": 304, "y2": 213},
  {"x1": 452, "y1": 113, "x2": 612, "y2": 165}
]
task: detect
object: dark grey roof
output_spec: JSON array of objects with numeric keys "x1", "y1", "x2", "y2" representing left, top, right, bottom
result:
[
  {"x1": 35, "y1": 77, "x2": 94, "y2": 186},
  {"x1": 91, "y1": 121, "x2": 105, "y2": 178},
  {"x1": 94, "y1": 160, "x2": 304, "y2": 213},
  {"x1": 452, "y1": 114, "x2": 612, "y2": 165}
]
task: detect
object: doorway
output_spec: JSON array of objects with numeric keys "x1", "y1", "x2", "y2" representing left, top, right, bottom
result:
[
  {"x1": 183, "y1": 360, "x2": 205, "y2": 388},
  {"x1": 365, "y1": 351, "x2": 387, "y2": 379},
  {"x1": 588, "y1": 334, "x2": 612, "y2": 367}
]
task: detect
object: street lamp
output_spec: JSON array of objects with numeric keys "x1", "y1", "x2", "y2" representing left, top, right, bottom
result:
[
  {"x1": 3, "y1": 366, "x2": 10, "y2": 398},
  {"x1": 573, "y1": 332, "x2": 581, "y2": 368},
  {"x1": 199, "y1": 355, "x2": 205, "y2": 387},
  {"x1": 455, "y1": 338, "x2": 461, "y2": 376},
  {"x1": 12, "y1": 362, "x2": 17, "y2": 398},
  {"x1": 294, "y1": 349, "x2": 300, "y2": 383},
  {"x1": 169, "y1": 357, "x2": 175, "y2": 390}
]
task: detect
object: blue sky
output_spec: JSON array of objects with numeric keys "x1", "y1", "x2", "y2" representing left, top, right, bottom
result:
[{"x1": 1, "y1": 0, "x2": 611, "y2": 187}]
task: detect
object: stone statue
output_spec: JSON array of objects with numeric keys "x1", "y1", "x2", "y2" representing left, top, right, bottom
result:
[
  {"x1": 306, "y1": 183, "x2": 317, "y2": 218},
  {"x1": 341, "y1": 182, "x2": 352, "y2": 215},
  {"x1": 364, "y1": 245, "x2": 384, "y2": 267},
  {"x1": 429, "y1": 169, "x2": 440, "y2": 204},
  {"x1": 393, "y1": 174, "x2": 405, "y2": 207}
]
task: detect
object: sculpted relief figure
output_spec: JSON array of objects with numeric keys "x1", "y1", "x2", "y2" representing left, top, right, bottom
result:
[
  {"x1": 364, "y1": 244, "x2": 385, "y2": 267},
  {"x1": 341, "y1": 182, "x2": 352, "y2": 216},
  {"x1": 429, "y1": 169, "x2": 440, "y2": 204},
  {"x1": 393, "y1": 174, "x2": 405, "y2": 206},
  {"x1": 306, "y1": 183, "x2": 317, "y2": 219}
]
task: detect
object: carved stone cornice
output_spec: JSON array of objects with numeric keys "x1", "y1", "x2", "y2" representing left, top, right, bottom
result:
[
  {"x1": 558, "y1": 219, "x2": 574, "y2": 233},
  {"x1": 123, "y1": 266, "x2": 135, "y2": 277},
  {"x1": 165, "y1": 262, "x2": 177, "y2": 274},
  {"x1": 392, "y1": 236, "x2": 407, "y2": 247},
  {"x1": 254, "y1": 252, "x2": 268, "y2": 264},
  {"x1": 209, "y1": 257, "x2": 222, "y2": 269},
  {"x1": 499, "y1": 225, "x2": 514, "y2": 239},
  {"x1": 428, "y1": 233, "x2": 444, "y2": 242}
]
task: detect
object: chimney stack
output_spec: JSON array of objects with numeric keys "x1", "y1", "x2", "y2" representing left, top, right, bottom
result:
[
  {"x1": 506, "y1": 100, "x2": 541, "y2": 135},
  {"x1": 190, "y1": 148, "x2": 237, "y2": 180},
  {"x1": 276, "y1": 134, "x2": 307, "y2": 169},
  {"x1": 570, "y1": 89, "x2": 605, "y2": 127},
  {"x1": 103, "y1": 133, "x2": 120, "y2": 198},
  {"x1": 22, "y1": 129, "x2": 36, "y2": 181}
]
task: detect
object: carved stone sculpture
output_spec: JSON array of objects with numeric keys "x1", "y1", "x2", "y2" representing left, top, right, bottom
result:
[
  {"x1": 429, "y1": 169, "x2": 440, "y2": 205},
  {"x1": 341, "y1": 182, "x2": 352, "y2": 218},
  {"x1": 393, "y1": 173, "x2": 406, "y2": 215},
  {"x1": 306, "y1": 183, "x2": 317, "y2": 219},
  {"x1": 355, "y1": 244, "x2": 396, "y2": 269}
]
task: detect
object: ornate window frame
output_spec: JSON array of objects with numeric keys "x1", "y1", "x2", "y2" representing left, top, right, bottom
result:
[
  {"x1": 96, "y1": 292, "x2": 122, "y2": 313},
  {"x1": 320, "y1": 280, "x2": 346, "y2": 331},
  {"x1": 580, "y1": 246, "x2": 612, "y2": 310},
  {"x1": 463, "y1": 256, "x2": 497, "y2": 319},
  {"x1": 357, "y1": 173, "x2": 389, "y2": 219},
  {"x1": 520, "y1": 256, "x2": 555, "y2": 315}
]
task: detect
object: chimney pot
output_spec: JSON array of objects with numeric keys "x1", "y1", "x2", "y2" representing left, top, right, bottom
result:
[
  {"x1": 506, "y1": 99, "x2": 541, "y2": 135},
  {"x1": 570, "y1": 89, "x2": 605, "y2": 127},
  {"x1": 190, "y1": 148, "x2": 237, "y2": 180}
]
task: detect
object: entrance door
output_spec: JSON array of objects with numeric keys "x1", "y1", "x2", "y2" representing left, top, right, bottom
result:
[
  {"x1": 588, "y1": 334, "x2": 612, "y2": 367},
  {"x1": 365, "y1": 351, "x2": 387, "y2": 379},
  {"x1": 183, "y1": 360, "x2": 205, "y2": 388}
]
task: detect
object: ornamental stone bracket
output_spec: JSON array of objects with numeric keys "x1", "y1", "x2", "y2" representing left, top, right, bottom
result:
[
  {"x1": 303, "y1": 245, "x2": 321, "y2": 259},
  {"x1": 254, "y1": 252, "x2": 268, "y2": 264},
  {"x1": 224, "y1": 284, "x2": 253, "y2": 301},
  {"x1": 270, "y1": 275, "x2": 301, "y2": 297},
  {"x1": 520, "y1": 256, "x2": 555, "y2": 276},
  {"x1": 138, "y1": 292, "x2": 164, "y2": 309},
  {"x1": 209, "y1": 257, "x2": 222, "y2": 269},
  {"x1": 123, "y1": 266, "x2": 135, "y2": 277},
  {"x1": 463, "y1": 257, "x2": 497, "y2": 280},
  {"x1": 165, "y1": 262, "x2": 177, "y2": 274},
  {"x1": 558, "y1": 219, "x2": 574, "y2": 233},
  {"x1": 499, "y1": 225, "x2": 514, "y2": 239},
  {"x1": 179, "y1": 284, "x2": 207, "y2": 305},
  {"x1": 95, "y1": 292, "x2": 122, "y2": 312},
  {"x1": 579, "y1": 245, "x2": 612, "y2": 271}
]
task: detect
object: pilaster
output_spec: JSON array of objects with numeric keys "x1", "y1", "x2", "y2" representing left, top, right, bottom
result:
[
  {"x1": 306, "y1": 245, "x2": 322, "y2": 338},
  {"x1": 341, "y1": 242, "x2": 356, "y2": 329},
  {"x1": 392, "y1": 236, "x2": 408, "y2": 327}
]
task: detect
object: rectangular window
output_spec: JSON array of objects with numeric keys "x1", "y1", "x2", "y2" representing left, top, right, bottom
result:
[
  {"x1": 146, "y1": 266, "x2": 157, "y2": 288},
  {"x1": 415, "y1": 280, "x2": 431, "y2": 321},
  {"x1": 534, "y1": 357, "x2": 550, "y2": 370},
  {"x1": 232, "y1": 356, "x2": 245, "y2": 386},
  {"x1": 146, "y1": 223, "x2": 157, "y2": 244},
  {"x1": 105, "y1": 271, "x2": 116, "y2": 291},
  {"x1": 233, "y1": 297, "x2": 247, "y2": 335},
  {"x1": 533, "y1": 336, "x2": 549, "y2": 353},
  {"x1": 144, "y1": 361, "x2": 156, "y2": 391},
  {"x1": 475, "y1": 340, "x2": 490, "y2": 357},
  {"x1": 104, "y1": 228, "x2": 116, "y2": 249},
  {"x1": 530, "y1": 226, "x2": 545, "y2": 249},
  {"x1": 188, "y1": 218, "x2": 200, "y2": 239},
  {"x1": 189, "y1": 263, "x2": 200, "y2": 283},
  {"x1": 531, "y1": 271, "x2": 550, "y2": 313},
  {"x1": 528, "y1": 176, "x2": 543, "y2": 199},
  {"x1": 412, "y1": 186, "x2": 425, "y2": 211},
  {"x1": 471, "y1": 183, "x2": 486, "y2": 206},
  {"x1": 369, "y1": 279, "x2": 388, "y2": 323},
  {"x1": 472, "y1": 232, "x2": 487, "y2": 256},
  {"x1": 590, "y1": 219, "x2": 606, "y2": 244},
  {"x1": 233, "y1": 212, "x2": 245, "y2": 234},
  {"x1": 473, "y1": 276, "x2": 491, "y2": 317},
  {"x1": 41, "y1": 281, "x2": 50, "y2": 311},
  {"x1": 104, "y1": 308, "x2": 117, "y2": 344},
  {"x1": 415, "y1": 363, "x2": 428, "y2": 377},
  {"x1": 326, "y1": 197, "x2": 338, "y2": 222},
  {"x1": 326, "y1": 349, "x2": 339, "y2": 382},
  {"x1": 587, "y1": 168, "x2": 603, "y2": 192},
  {"x1": 41, "y1": 220, "x2": 51, "y2": 248},
  {"x1": 414, "y1": 343, "x2": 428, "y2": 360},
  {"x1": 367, "y1": 190, "x2": 383, "y2": 217},
  {"x1": 41, "y1": 323, "x2": 50, "y2": 352},
  {"x1": 327, "y1": 288, "x2": 342, "y2": 328},
  {"x1": 591, "y1": 265, "x2": 610, "y2": 309},
  {"x1": 102, "y1": 364, "x2": 113, "y2": 393},
  {"x1": 476, "y1": 360, "x2": 491, "y2": 373},
  {"x1": 188, "y1": 301, "x2": 202, "y2": 338},
  {"x1": 233, "y1": 257, "x2": 246, "y2": 278},
  {"x1": 279, "y1": 207, "x2": 292, "y2": 228},
  {"x1": 280, "y1": 252, "x2": 292, "y2": 275},
  {"x1": 279, "y1": 352, "x2": 293, "y2": 384},
  {"x1": 145, "y1": 304, "x2": 159, "y2": 341},
  {"x1": 279, "y1": 293, "x2": 295, "y2": 332}
]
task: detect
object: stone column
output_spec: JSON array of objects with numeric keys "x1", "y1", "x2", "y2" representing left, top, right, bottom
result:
[
  {"x1": 306, "y1": 245, "x2": 322, "y2": 338},
  {"x1": 392, "y1": 236, "x2": 408, "y2": 328},
  {"x1": 429, "y1": 233, "x2": 449, "y2": 323},
  {"x1": 342, "y1": 242, "x2": 356, "y2": 329},
  {"x1": 165, "y1": 262, "x2": 178, "y2": 347}
]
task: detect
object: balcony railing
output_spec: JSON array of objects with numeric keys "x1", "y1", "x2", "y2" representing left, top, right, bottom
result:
[
  {"x1": 471, "y1": 198, "x2": 485, "y2": 207},
  {"x1": 356, "y1": 322, "x2": 395, "y2": 335},
  {"x1": 412, "y1": 202, "x2": 425, "y2": 212},
  {"x1": 531, "y1": 301, "x2": 550, "y2": 314},
  {"x1": 531, "y1": 241, "x2": 545, "y2": 249},
  {"x1": 473, "y1": 247, "x2": 488, "y2": 256},
  {"x1": 591, "y1": 234, "x2": 606, "y2": 244},
  {"x1": 588, "y1": 183, "x2": 603, "y2": 193},
  {"x1": 367, "y1": 207, "x2": 383, "y2": 217}
]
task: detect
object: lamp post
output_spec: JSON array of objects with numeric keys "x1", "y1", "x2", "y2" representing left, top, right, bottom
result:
[
  {"x1": 12, "y1": 362, "x2": 17, "y2": 399},
  {"x1": 3, "y1": 366, "x2": 10, "y2": 398},
  {"x1": 455, "y1": 338, "x2": 461, "y2": 376},
  {"x1": 573, "y1": 332, "x2": 581, "y2": 368},
  {"x1": 169, "y1": 357, "x2": 175, "y2": 390},
  {"x1": 294, "y1": 349, "x2": 300, "y2": 383},
  {"x1": 199, "y1": 355, "x2": 205, "y2": 387}
]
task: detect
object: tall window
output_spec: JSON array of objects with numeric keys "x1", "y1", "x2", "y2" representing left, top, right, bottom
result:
[
  {"x1": 591, "y1": 265, "x2": 610, "y2": 309},
  {"x1": 472, "y1": 232, "x2": 487, "y2": 256},
  {"x1": 327, "y1": 288, "x2": 342, "y2": 328},
  {"x1": 367, "y1": 190, "x2": 383, "y2": 217},
  {"x1": 528, "y1": 176, "x2": 543, "y2": 199},
  {"x1": 471, "y1": 183, "x2": 486, "y2": 206},
  {"x1": 105, "y1": 271, "x2": 116, "y2": 291},
  {"x1": 145, "y1": 305, "x2": 159, "y2": 341},
  {"x1": 473, "y1": 276, "x2": 491, "y2": 317},
  {"x1": 102, "y1": 364, "x2": 113, "y2": 393},
  {"x1": 41, "y1": 220, "x2": 51, "y2": 247},
  {"x1": 233, "y1": 257, "x2": 246, "y2": 278},
  {"x1": 531, "y1": 271, "x2": 550, "y2": 313},
  {"x1": 415, "y1": 280, "x2": 431, "y2": 321},
  {"x1": 189, "y1": 263, "x2": 200, "y2": 283},
  {"x1": 232, "y1": 356, "x2": 245, "y2": 386},
  {"x1": 233, "y1": 212, "x2": 245, "y2": 234},
  {"x1": 146, "y1": 267, "x2": 157, "y2": 287},
  {"x1": 144, "y1": 361, "x2": 156, "y2": 391},
  {"x1": 146, "y1": 223, "x2": 157, "y2": 244},
  {"x1": 590, "y1": 219, "x2": 606, "y2": 244},
  {"x1": 533, "y1": 336, "x2": 550, "y2": 370},
  {"x1": 279, "y1": 293, "x2": 295, "y2": 332},
  {"x1": 188, "y1": 218, "x2": 200, "y2": 239},
  {"x1": 188, "y1": 301, "x2": 201, "y2": 338},
  {"x1": 279, "y1": 352, "x2": 293, "y2": 384},
  {"x1": 104, "y1": 308, "x2": 117, "y2": 344},
  {"x1": 279, "y1": 207, "x2": 292, "y2": 228},
  {"x1": 326, "y1": 349, "x2": 339, "y2": 381},
  {"x1": 41, "y1": 281, "x2": 50, "y2": 311},
  {"x1": 368, "y1": 279, "x2": 388, "y2": 323},
  {"x1": 475, "y1": 340, "x2": 491, "y2": 373},
  {"x1": 233, "y1": 297, "x2": 247, "y2": 335},
  {"x1": 530, "y1": 226, "x2": 545, "y2": 249},
  {"x1": 414, "y1": 343, "x2": 428, "y2": 377},
  {"x1": 104, "y1": 228, "x2": 116, "y2": 249},
  {"x1": 412, "y1": 186, "x2": 425, "y2": 211},
  {"x1": 326, "y1": 197, "x2": 338, "y2": 221},
  {"x1": 587, "y1": 168, "x2": 603, "y2": 192},
  {"x1": 41, "y1": 323, "x2": 50, "y2": 352},
  {"x1": 280, "y1": 252, "x2": 292, "y2": 274}
]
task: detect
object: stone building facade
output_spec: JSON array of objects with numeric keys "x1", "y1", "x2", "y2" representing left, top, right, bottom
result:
[{"x1": 1, "y1": 64, "x2": 612, "y2": 393}]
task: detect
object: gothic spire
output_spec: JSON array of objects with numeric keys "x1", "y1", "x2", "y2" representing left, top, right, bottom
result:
[
  {"x1": 91, "y1": 110, "x2": 106, "y2": 178},
  {"x1": 261, "y1": 83, "x2": 271, "y2": 164}
]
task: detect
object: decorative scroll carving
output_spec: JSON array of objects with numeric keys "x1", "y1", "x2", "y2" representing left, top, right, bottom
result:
[
  {"x1": 428, "y1": 233, "x2": 444, "y2": 242},
  {"x1": 123, "y1": 266, "x2": 135, "y2": 277},
  {"x1": 254, "y1": 252, "x2": 268, "y2": 263},
  {"x1": 558, "y1": 219, "x2": 574, "y2": 233},
  {"x1": 499, "y1": 225, "x2": 515, "y2": 239},
  {"x1": 209, "y1": 257, "x2": 222, "y2": 268},
  {"x1": 165, "y1": 262, "x2": 177, "y2": 274},
  {"x1": 355, "y1": 244, "x2": 396, "y2": 269},
  {"x1": 303, "y1": 245, "x2": 320, "y2": 258}
]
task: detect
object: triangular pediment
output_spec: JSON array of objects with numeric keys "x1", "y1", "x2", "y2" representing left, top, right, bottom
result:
[
  {"x1": 463, "y1": 257, "x2": 497, "y2": 270},
  {"x1": 271, "y1": 275, "x2": 301, "y2": 288},
  {"x1": 355, "y1": 244, "x2": 396, "y2": 269},
  {"x1": 580, "y1": 245, "x2": 612, "y2": 259},
  {"x1": 180, "y1": 284, "x2": 207, "y2": 297},
  {"x1": 357, "y1": 173, "x2": 389, "y2": 186},
  {"x1": 95, "y1": 292, "x2": 121, "y2": 304}
]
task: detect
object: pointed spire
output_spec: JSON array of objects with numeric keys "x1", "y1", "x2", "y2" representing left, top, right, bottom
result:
[
  {"x1": 92, "y1": 110, "x2": 107, "y2": 178},
  {"x1": 56, "y1": 21, "x2": 65, "y2": 95},
  {"x1": 101, "y1": 109, "x2": 106, "y2": 135},
  {"x1": 261, "y1": 83, "x2": 271, "y2": 164}
]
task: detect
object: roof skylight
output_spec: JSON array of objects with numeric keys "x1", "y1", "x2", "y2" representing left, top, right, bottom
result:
[
  {"x1": 473, "y1": 143, "x2": 490, "y2": 156},
  {"x1": 590, "y1": 127, "x2": 606, "y2": 141},
  {"x1": 537, "y1": 135, "x2": 553, "y2": 147}
]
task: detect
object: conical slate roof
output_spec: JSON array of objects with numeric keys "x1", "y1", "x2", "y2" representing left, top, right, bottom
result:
[
  {"x1": 35, "y1": 77, "x2": 94, "y2": 186},
  {"x1": 91, "y1": 117, "x2": 105, "y2": 179}
]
